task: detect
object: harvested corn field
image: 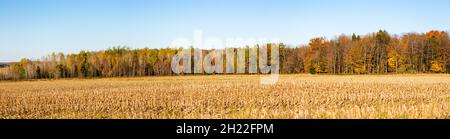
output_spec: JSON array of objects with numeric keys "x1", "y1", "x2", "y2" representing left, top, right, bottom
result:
[{"x1": 0, "y1": 74, "x2": 449, "y2": 119}]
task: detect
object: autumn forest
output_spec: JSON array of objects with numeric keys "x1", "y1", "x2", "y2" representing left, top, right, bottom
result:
[{"x1": 0, "y1": 30, "x2": 448, "y2": 80}]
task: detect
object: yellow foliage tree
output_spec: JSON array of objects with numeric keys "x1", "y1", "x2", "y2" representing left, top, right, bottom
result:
[{"x1": 430, "y1": 60, "x2": 444, "y2": 73}]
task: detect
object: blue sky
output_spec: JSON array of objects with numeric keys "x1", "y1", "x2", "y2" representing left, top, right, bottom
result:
[{"x1": 0, "y1": 0, "x2": 449, "y2": 62}]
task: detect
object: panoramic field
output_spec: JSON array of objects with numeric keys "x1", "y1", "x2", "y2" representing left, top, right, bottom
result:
[{"x1": 0, "y1": 74, "x2": 449, "y2": 119}]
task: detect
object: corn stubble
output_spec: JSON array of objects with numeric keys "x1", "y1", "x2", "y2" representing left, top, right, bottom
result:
[{"x1": 0, "y1": 74, "x2": 449, "y2": 119}]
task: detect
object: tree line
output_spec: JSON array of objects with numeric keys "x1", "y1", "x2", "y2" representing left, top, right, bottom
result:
[{"x1": 0, "y1": 30, "x2": 448, "y2": 80}]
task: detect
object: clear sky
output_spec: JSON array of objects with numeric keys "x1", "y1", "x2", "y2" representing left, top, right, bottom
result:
[{"x1": 1, "y1": 0, "x2": 449, "y2": 62}]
